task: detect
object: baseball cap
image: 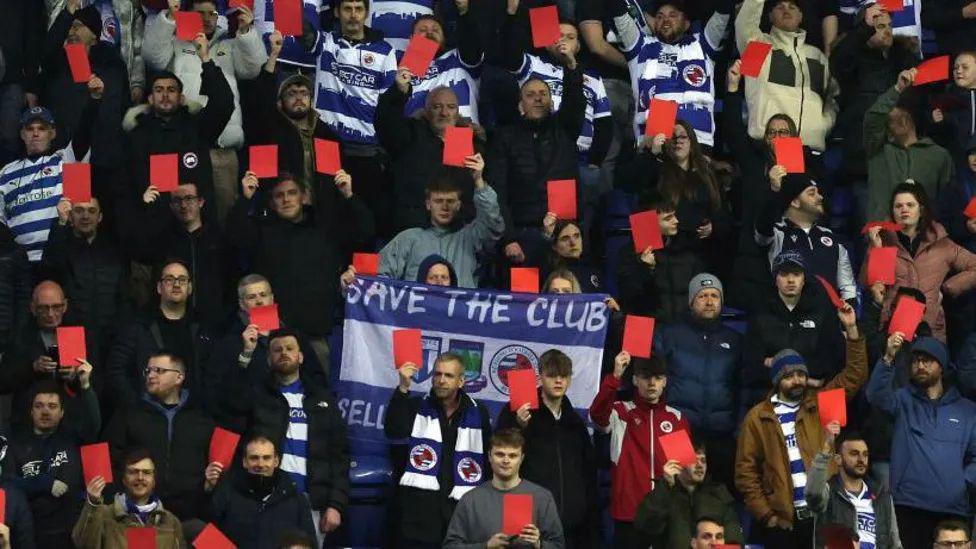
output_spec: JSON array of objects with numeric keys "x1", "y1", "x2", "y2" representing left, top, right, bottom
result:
[
  {"x1": 772, "y1": 250, "x2": 805, "y2": 274},
  {"x1": 20, "y1": 107, "x2": 56, "y2": 127}
]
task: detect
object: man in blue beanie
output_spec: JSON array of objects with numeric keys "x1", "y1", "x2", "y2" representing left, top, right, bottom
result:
[{"x1": 867, "y1": 333, "x2": 976, "y2": 549}]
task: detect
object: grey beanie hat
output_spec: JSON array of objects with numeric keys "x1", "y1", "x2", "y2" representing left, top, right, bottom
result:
[{"x1": 688, "y1": 273, "x2": 724, "y2": 306}]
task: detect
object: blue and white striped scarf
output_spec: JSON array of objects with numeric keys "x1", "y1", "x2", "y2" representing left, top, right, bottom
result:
[
  {"x1": 400, "y1": 393, "x2": 484, "y2": 500},
  {"x1": 771, "y1": 394, "x2": 807, "y2": 509}
]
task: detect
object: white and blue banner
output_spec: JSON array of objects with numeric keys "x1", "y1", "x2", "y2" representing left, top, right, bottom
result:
[{"x1": 336, "y1": 277, "x2": 610, "y2": 455}]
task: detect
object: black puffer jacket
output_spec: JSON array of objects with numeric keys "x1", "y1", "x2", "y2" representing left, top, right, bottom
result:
[
  {"x1": 104, "y1": 391, "x2": 215, "y2": 521},
  {"x1": 485, "y1": 65, "x2": 585, "y2": 243},
  {"x1": 616, "y1": 241, "x2": 705, "y2": 324},
  {"x1": 212, "y1": 468, "x2": 317, "y2": 549},
  {"x1": 0, "y1": 225, "x2": 30, "y2": 355}
]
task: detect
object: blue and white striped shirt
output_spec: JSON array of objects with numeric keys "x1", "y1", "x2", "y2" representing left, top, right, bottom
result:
[
  {"x1": 313, "y1": 31, "x2": 398, "y2": 145},
  {"x1": 280, "y1": 379, "x2": 309, "y2": 494},
  {"x1": 0, "y1": 147, "x2": 79, "y2": 262},
  {"x1": 513, "y1": 54, "x2": 611, "y2": 162},
  {"x1": 771, "y1": 395, "x2": 807, "y2": 509},
  {"x1": 369, "y1": 0, "x2": 434, "y2": 54},
  {"x1": 405, "y1": 48, "x2": 482, "y2": 123}
]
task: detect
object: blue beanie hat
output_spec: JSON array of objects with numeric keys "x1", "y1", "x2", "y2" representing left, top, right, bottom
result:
[{"x1": 770, "y1": 349, "x2": 808, "y2": 385}]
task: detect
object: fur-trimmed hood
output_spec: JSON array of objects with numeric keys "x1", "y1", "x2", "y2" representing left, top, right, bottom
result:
[{"x1": 122, "y1": 100, "x2": 204, "y2": 132}]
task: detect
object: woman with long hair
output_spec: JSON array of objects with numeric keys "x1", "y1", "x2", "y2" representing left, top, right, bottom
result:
[{"x1": 865, "y1": 182, "x2": 976, "y2": 342}]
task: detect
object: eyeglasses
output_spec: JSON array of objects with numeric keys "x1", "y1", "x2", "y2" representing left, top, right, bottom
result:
[
  {"x1": 160, "y1": 275, "x2": 191, "y2": 286},
  {"x1": 766, "y1": 128, "x2": 793, "y2": 137},
  {"x1": 144, "y1": 366, "x2": 182, "y2": 376},
  {"x1": 935, "y1": 542, "x2": 971, "y2": 548},
  {"x1": 670, "y1": 134, "x2": 690, "y2": 142},
  {"x1": 170, "y1": 195, "x2": 200, "y2": 205},
  {"x1": 34, "y1": 303, "x2": 66, "y2": 313}
]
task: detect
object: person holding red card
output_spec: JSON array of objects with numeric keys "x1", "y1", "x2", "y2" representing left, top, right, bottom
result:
[
  {"x1": 495, "y1": 350, "x2": 600, "y2": 547},
  {"x1": 867, "y1": 335, "x2": 976, "y2": 549},
  {"x1": 385, "y1": 352, "x2": 492, "y2": 546},
  {"x1": 736, "y1": 305, "x2": 865, "y2": 548},
  {"x1": 590, "y1": 350, "x2": 688, "y2": 548},
  {"x1": 865, "y1": 183, "x2": 976, "y2": 343},
  {"x1": 72, "y1": 450, "x2": 185, "y2": 548},
  {"x1": 444, "y1": 429, "x2": 565, "y2": 548},
  {"x1": 735, "y1": 0, "x2": 839, "y2": 152},
  {"x1": 863, "y1": 69, "x2": 954, "y2": 221},
  {"x1": 143, "y1": 0, "x2": 267, "y2": 220},
  {"x1": 377, "y1": 160, "x2": 503, "y2": 289}
]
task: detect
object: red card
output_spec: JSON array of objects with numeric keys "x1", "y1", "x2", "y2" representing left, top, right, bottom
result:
[
  {"x1": 888, "y1": 296, "x2": 925, "y2": 341},
  {"x1": 964, "y1": 197, "x2": 976, "y2": 219},
  {"x1": 400, "y1": 34, "x2": 439, "y2": 77},
  {"x1": 502, "y1": 494, "x2": 533, "y2": 536},
  {"x1": 877, "y1": 0, "x2": 905, "y2": 12},
  {"x1": 249, "y1": 304, "x2": 279, "y2": 332},
  {"x1": 817, "y1": 387, "x2": 847, "y2": 428},
  {"x1": 814, "y1": 275, "x2": 845, "y2": 309},
  {"x1": 547, "y1": 180, "x2": 577, "y2": 220},
  {"x1": 630, "y1": 210, "x2": 665, "y2": 252},
  {"x1": 622, "y1": 315, "x2": 655, "y2": 359},
  {"x1": 393, "y1": 329, "x2": 422, "y2": 368},
  {"x1": 249, "y1": 145, "x2": 279, "y2": 178},
  {"x1": 659, "y1": 429, "x2": 697, "y2": 467},
  {"x1": 740, "y1": 41, "x2": 772, "y2": 78},
  {"x1": 314, "y1": 139, "x2": 342, "y2": 175},
  {"x1": 442, "y1": 126, "x2": 474, "y2": 167},
  {"x1": 867, "y1": 247, "x2": 898, "y2": 285},
  {"x1": 149, "y1": 154, "x2": 179, "y2": 192},
  {"x1": 511, "y1": 267, "x2": 540, "y2": 294},
  {"x1": 127, "y1": 527, "x2": 158, "y2": 549},
  {"x1": 175, "y1": 11, "x2": 204, "y2": 42},
  {"x1": 80, "y1": 442, "x2": 112, "y2": 484},
  {"x1": 274, "y1": 0, "x2": 303, "y2": 36},
  {"x1": 0, "y1": 488, "x2": 6, "y2": 525},
  {"x1": 64, "y1": 43, "x2": 92, "y2": 83},
  {"x1": 529, "y1": 6, "x2": 560, "y2": 48},
  {"x1": 228, "y1": 0, "x2": 254, "y2": 10},
  {"x1": 507, "y1": 368, "x2": 538, "y2": 411},
  {"x1": 353, "y1": 252, "x2": 380, "y2": 276},
  {"x1": 56, "y1": 326, "x2": 87, "y2": 367},
  {"x1": 644, "y1": 98, "x2": 678, "y2": 139},
  {"x1": 914, "y1": 55, "x2": 950, "y2": 86},
  {"x1": 62, "y1": 163, "x2": 92, "y2": 203},
  {"x1": 773, "y1": 137, "x2": 805, "y2": 173},
  {"x1": 861, "y1": 221, "x2": 901, "y2": 235},
  {"x1": 208, "y1": 427, "x2": 242, "y2": 469},
  {"x1": 193, "y1": 523, "x2": 236, "y2": 549}
]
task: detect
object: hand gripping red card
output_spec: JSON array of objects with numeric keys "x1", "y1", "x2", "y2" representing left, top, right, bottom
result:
[
  {"x1": 888, "y1": 296, "x2": 925, "y2": 341},
  {"x1": 127, "y1": 527, "x2": 157, "y2": 549},
  {"x1": 65, "y1": 44, "x2": 92, "y2": 83},
  {"x1": 529, "y1": 6, "x2": 560, "y2": 48},
  {"x1": 510, "y1": 267, "x2": 540, "y2": 294},
  {"x1": 393, "y1": 329, "x2": 422, "y2": 368},
  {"x1": 547, "y1": 180, "x2": 577, "y2": 220},
  {"x1": 817, "y1": 387, "x2": 847, "y2": 428},
  {"x1": 249, "y1": 145, "x2": 279, "y2": 178},
  {"x1": 630, "y1": 210, "x2": 665, "y2": 252},
  {"x1": 249, "y1": 304, "x2": 279, "y2": 332},
  {"x1": 80, "y1": 442, "x2": 112, "y2": 484},
  {"x1": 352, "y1": 252, "x2": 380, "y2": 276},
  {"x1": 62, "y1": 163, "x2": 92, "y2": 203},
  {"x1": 773, "y1": 136, "x2": 805, "y2": 173},
  {"x1": 502, "y1": 493, "x2": 533, "y2": 535},
  {"x1": 175, "y1": 11, "x2": 204, "y2": 42},
  {"x1": 193, "y1": 523, "x2": 236, "y2": 549},
  {"x1": 867, "y1": 247, "x2": 898, "y2": 285},
  {"x1": 877, "y1": 0, "x2": 905, "y2": 12},
  {"x1": 274, "y1": 0, "x2": 303, "y2": 36},
  {"x1": 659, "y1": 429, "x2": 697, "y2": 467},
  {"x1": 644, "y1": 98, "x2": 678, "y2": 139},
  {"x1": 965, "y1": 197, "x2": 976, "y2": 219},
  {"x1": 209, "y1": 427, "x2": 242, "y2": 468},
  {"x1": 314, "y1": 138, "x2": 342, "y2": 175},
  {"x1": 740, "y1": 41, "x2": 772, "y2": 78},
  {"x1": 914, "y1": 55, "x2": 950, "y2": 86},
  {"x1": 56, "y1": 326, "x2": 87, "y2": 367},
  {"x1": 814, "y1": 275, "x2": 846, "y2": 310},
  {"x1": 400, "y1": 34, "x2": 439, "y2": 77},
  {"x1": 443, "y1": 126, "x2": 474, "y2": 167},
  {"x1": 622, "y1": 315, "x2": 655, "y2": 359},
  {"x1": 861, "y1": 221, "x2": 901, "y2": 235},
  {"x1": 507, "y1": 368, "x2": 539, "y2": 411},
  {"x1": 149, "y1": 154, "x2": 179, "y2": 192}
]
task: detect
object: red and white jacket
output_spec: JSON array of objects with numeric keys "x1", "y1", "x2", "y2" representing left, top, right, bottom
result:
[{"x1": 589, "y1": 374, "x2": 690, "y2": 522}]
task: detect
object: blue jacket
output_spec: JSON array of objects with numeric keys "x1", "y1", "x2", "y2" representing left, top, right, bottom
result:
[
  {"x1": 655, "y1": 316, "x2": 742, "y2": 436},
  {"x1": 866, "y1": 359, "x2": 976, "y2": 515}
]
